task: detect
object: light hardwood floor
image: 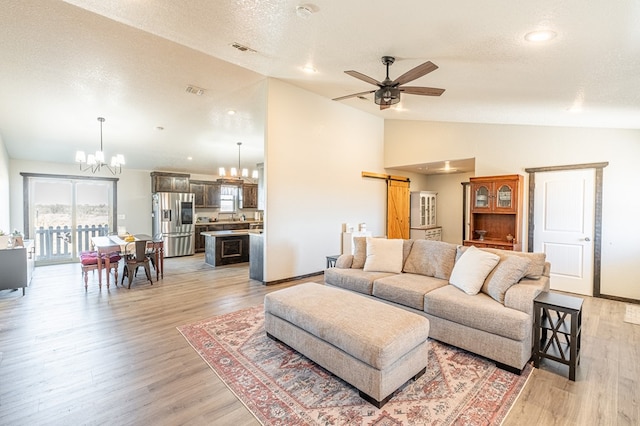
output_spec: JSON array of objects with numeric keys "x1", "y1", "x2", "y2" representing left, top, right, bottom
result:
[{"x1": 0, "y1": 255, "x2": 638, "y2": 425}]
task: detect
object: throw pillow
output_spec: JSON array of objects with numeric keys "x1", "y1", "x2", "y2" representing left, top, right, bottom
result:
[
  {"x1": 363, "y1": 237, "x2": 404, "y2": 273},
  {"x1": 449, "y1": 245, "x2": 500, "y2": 295},
  {"x1": 456, "y1": 245, "x2": 546, "y2": 279},
  {"x1": 484, "y1": 255, "x2": 531, "y2": 303},
  {"x1": 351, "y1": 237, "x2": 367, "y2": 269},
  {"x1": 403, "y1": 240, "x2": 457, "y2": 279}
]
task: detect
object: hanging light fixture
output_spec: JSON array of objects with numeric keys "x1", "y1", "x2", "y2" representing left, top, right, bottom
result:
[
  {"x1": 218, "y1": 142, "x2": 258, "y2": 180},
  {"x1": 75, "y1": 117, "x2": 125, "y2": 175}
]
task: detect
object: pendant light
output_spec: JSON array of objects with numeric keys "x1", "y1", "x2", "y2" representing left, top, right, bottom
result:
[
  {"x1": 75, "y1": 117, "x2": 125, "y2": 175},
  {"x1": 218, "y1": 142, "x2": 258, "y2": 180}
]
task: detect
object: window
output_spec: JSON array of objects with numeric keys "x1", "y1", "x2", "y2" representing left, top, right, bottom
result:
[
  {"x1": 219, "y1": 185, "x2": 238, "y2": 213},
  {"x1": 21, "y1": 173, "x2": 118, "y2": 265}
]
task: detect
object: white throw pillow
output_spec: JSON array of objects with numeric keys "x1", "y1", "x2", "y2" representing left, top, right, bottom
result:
[
  {"x1": 449, "y1": 245, "x2": 500, "y2": 295},
  {"x1": 363, "y1": 237, "x2": 404, "y2": 274}
]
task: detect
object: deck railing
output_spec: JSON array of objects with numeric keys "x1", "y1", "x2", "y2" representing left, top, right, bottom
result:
[{"x1": 34, "y1": 225, "x2": 109, "y2": 262}]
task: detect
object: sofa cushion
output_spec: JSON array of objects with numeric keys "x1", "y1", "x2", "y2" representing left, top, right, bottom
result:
[
  {"x1": 403, "y1": 240, "x2": 457, "y2": 280},
  {"x1": 324, "y1": 267, "x2": 395, "y2": 295},
  {"x1": 457, "y1": 245, "x2": 546, "y2": 279},
  {"x1": 483, "y1": 255, "x2": 531, "y2": 304},
  {"x1": 351, "y1": 237, "x2": 367, "y2": 269},
  {"x1": 373, "y1": 273, "x2": 448, "y2": 310},
  {"x1": 449, "y1": 246, "x2": 500, "y2": 295},
  {"x1": 424, "y1": 285, "x2": 530, "y2": 341},
  {"x1": 363, "y1": 238, "x2": 404, "y2": 273}
]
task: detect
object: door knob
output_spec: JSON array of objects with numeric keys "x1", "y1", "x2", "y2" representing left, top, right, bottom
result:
[{"x1": 584, "y1": 237, "x2": 591, "y2": 242}]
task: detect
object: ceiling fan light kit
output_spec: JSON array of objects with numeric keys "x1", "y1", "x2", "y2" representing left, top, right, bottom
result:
[{"x1": 334, "y1": 55, "x2": 445, "y2": 110}]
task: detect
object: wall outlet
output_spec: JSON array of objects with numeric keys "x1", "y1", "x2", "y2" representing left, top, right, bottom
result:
[{"x1": 118, "y1": 214, "x2": 126, "y2": 220}]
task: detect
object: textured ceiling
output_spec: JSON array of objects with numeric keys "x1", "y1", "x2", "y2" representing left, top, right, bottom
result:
[{"x1": 1, "y1": 0, "x2": 639, "y2": 175}]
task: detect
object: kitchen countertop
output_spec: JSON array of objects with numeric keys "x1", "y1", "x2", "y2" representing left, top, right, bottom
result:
[
  {"x1": 196, "y1": 220, "x2": 263, "y2": 226},
  {"x1": 201, "y1": 230, "x2": 263, "y2": 237}
]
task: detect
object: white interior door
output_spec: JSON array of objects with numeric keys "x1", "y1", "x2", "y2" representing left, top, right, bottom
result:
[{"x1": 534, "y1": 169, "x2": 595, "y2": 295}]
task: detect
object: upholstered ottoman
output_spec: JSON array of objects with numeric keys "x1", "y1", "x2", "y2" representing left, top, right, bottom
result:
[{"x1": 264, "y1": 282, "x2": 430, "y2": 407}]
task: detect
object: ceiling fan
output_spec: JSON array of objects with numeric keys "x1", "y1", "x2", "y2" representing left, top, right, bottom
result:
[{"x1": 333, "y1": 56, "x2": 445, "y2": 110}]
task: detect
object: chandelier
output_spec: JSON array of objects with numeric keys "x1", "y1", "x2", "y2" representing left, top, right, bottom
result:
[
  {"x1": 218, "y1": 142, "x2": 258, "y2": 180},
  {"x1": 75, "y1": 117, "x2": 125, "y2": 175}
]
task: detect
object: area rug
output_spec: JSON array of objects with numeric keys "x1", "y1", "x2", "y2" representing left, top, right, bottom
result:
[{"x1": 178, "y1": 306, "x2": 532, "y2": 425}]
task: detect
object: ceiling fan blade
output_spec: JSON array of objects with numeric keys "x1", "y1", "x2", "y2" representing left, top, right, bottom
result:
[
  {"x1": 332, "y1": 90, "x2": 376, "y2": 101},
  {"x1": 380, "y1": 103, "x2": 391, "y2": 110},
  {"x1": 344, "y1": 70, "x2": 382, "y2": 86},
  {"x1": 400, "y1": 86, "x2": 446, "y2": 96},
  {"x1": 392, "y1": 61, "x2": 438, "y2": 86}
]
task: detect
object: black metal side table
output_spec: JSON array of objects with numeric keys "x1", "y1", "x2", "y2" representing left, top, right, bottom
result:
[
  {"x1": 326, "y1": 255, "x2": 340, "y2": 268},
  {"x1": 533, "y1": 291, "x2": 583, "y2": 381}
]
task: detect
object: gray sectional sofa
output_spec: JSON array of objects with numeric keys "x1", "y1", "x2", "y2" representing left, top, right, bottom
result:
[{"x1": 324, "y1": 238, "x2": 550, "y2": 373}]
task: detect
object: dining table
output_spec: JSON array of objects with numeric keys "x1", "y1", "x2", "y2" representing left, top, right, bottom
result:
[{"x1": 91, "y1": 234, "x2": 164, "y2": 287}]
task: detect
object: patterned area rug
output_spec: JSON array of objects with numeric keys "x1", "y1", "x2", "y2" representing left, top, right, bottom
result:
[{"x1": 178, "y1": 305, "x2": 532, "y2": 425}]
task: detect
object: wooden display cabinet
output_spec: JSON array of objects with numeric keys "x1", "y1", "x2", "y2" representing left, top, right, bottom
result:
[{"x1": 465, "y1": 174, "x2": 523, "y2": 251}]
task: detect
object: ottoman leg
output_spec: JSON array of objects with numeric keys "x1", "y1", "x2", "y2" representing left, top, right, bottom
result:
[{"x1": 358, "y1": 366, "x2": 426, "y2": 408}]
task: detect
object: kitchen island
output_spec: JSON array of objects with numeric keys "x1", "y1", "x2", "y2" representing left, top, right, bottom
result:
[{"x1": 202, "y1": 229, "x2": 263, "y2": 267}]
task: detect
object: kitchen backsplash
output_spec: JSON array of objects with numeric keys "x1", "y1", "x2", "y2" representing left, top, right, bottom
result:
[{"x1": 196, "y1": 208, "x2": 263, "y2": 222}]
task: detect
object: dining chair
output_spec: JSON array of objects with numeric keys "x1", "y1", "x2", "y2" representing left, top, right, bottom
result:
[
  {"x1": 121, "y1": 241, "x2": 153, "y2": 289},
  {"x1": 80, "y1": 250, "x2": 121, "y2": 289}
]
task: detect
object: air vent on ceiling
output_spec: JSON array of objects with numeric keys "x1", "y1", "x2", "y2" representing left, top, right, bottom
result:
[
  {"x1": 185, "y1": 85, "x2": 205, "y2": 96},
  {"x1": 230, "y1": 42, "x2": 257, "y2": 53}
]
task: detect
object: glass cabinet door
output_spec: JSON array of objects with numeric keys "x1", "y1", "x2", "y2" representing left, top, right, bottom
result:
[
  {"x1": 474, "y1": 186, "x2": 490, "y2": 208},
  {"x1": 497, "y1": 184, "x2": 512, "y2": 209}
]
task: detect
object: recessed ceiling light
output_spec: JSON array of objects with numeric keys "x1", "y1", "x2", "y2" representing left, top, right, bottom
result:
[
  {"x1": 187, "y1": 156, "x2": 193, "y2": 161},
  {"x1": 302, "y1": 65, "x2": 317, "y2": 73},
  {"x1": 524, "y1": 30, "x2": 557, "y2": 42},
  {"x1": 227, "y1": 110, "x2": 236, "y2": 115}
]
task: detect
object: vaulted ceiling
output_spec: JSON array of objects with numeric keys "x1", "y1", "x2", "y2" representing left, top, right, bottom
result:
[{"x1": 1, "y1": 1, "x2": 638, "y2": 175}]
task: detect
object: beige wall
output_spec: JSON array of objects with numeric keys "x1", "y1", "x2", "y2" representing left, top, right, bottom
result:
[
  {"x1": 264, "y1": 79, "x2": 386, "y2": 282},
  {"x1": 385, "y1": 119, "x2": 640, "y2": 300},
  {"x1": 0, "y1": 135, "x2": 10, "y2": 233}
]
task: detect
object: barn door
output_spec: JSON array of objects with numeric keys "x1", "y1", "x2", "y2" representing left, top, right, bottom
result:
[{"x1": 387, "y1": 179, "x2": 410, "y2": 239}]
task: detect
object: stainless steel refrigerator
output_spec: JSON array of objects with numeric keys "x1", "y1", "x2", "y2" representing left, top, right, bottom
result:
[{"x1": 152, "y1": 192, "x2": 195, "y2": 257}]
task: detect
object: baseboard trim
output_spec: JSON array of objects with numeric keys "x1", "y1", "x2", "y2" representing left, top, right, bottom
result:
[{"x1": 263, "y1": 271, "x2": 324, "y2": 286}]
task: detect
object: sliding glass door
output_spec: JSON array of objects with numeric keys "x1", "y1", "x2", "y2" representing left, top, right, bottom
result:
[{"x1": 24, "y1": 174, "x2": 117, "y2": 265}]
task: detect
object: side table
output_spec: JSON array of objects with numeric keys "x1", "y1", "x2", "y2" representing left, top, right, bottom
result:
[
  {"x1": 533, "y1": 291, "x2": 583, "y2": 381},
  {"x1": 326, "y1": 255, "x2": 340, "y2": 268}
]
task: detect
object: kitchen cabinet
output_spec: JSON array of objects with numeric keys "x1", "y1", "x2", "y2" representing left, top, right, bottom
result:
[
  {"x1": 196, "y1": 222, "x2": 252, "y2": 253},
  {"x1": 151, "y1": 172, "x2": 190, "y2": 193},
  {"x1": 204, "y1": 232, "x2": 250, "y2": 267},
  {"x1": 465, "y1": 174, "x2": 523, "y2": 251},
  {"x1": 190, "y1": 180, "x2": 221, "y2": 208},
  {"x1": 0, "y1": 240, "x2": 35, "y2": 295},
  {"x1": 240, "y1": 183, "x2": 258, "y2": 209},
  {"x1": 410, "y1": 191, "x2": 437, "y2": 228}
]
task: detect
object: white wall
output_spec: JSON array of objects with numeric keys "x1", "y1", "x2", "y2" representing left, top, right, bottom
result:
[
  {"x1": 0, "y1": 135, "x2": 10, "y2": 233},
  {"x1": 385, "y1": 120, "x2": 640, "y2": 300},
  {"x1": 264, "y1": 79, "x2": 386, "y2": 282}
]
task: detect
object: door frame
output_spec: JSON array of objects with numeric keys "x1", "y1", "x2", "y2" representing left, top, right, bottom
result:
[{"x1": 525, "y1": 162, "x2": 608, "y2": 297}]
